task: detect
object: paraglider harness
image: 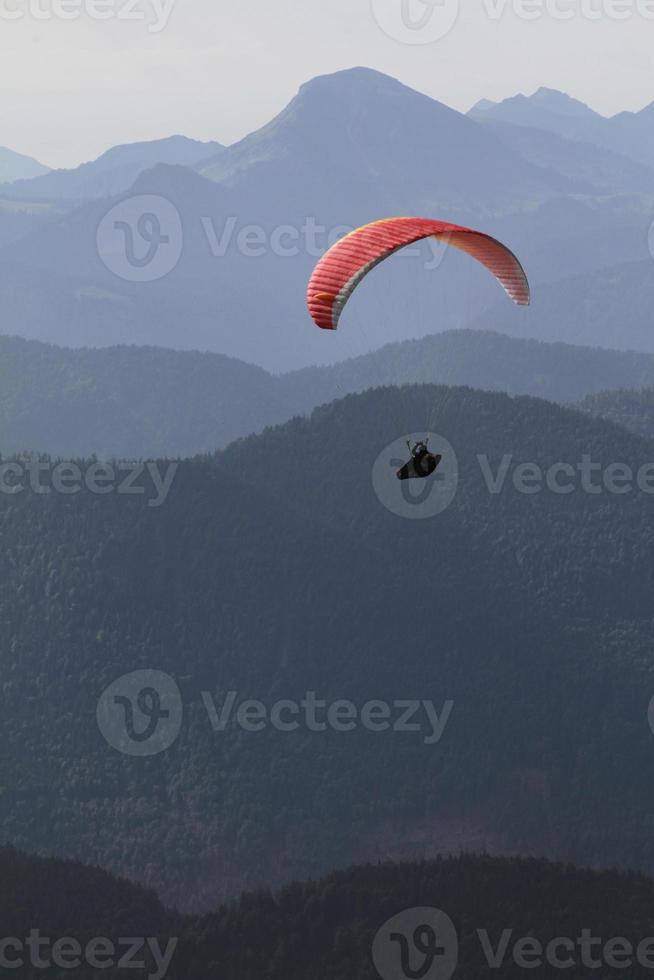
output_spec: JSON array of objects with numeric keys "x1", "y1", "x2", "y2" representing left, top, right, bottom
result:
[
  {"x1": 409, "y1": 439, "x2": 429, "y2": 459},
  {"x1": 396, "y1": 438, "x2": 443, "y2": 481}
]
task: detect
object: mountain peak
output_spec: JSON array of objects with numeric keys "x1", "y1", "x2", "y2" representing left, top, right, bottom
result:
[
  {"x1": 0, "y1": 146, "x2": 50, "y2": 184},
  {"x1": 200, "y1": 65, "x2": 499, "y2": 194},
  {"x1": 471, "y1": 98, "x2": 497, "y2": 112},
  {"x1": 530, "y1": 86, "x2": 599, "y2": 118},
  {"x1": 0, "y1": 135, "x2": 224, "y2": 203},
  {"x1": 286, "y1": 66, "x2": 465, "y2": 132},
  {"x1": 467, "y1": 85, "x2": 605, "y2": 141},
  {"x1": 295, "y1": 66, "x2": 441, "y2": 109},
  {"x1": 634, "y1": 99, "x2": 654, "y2": 119},
  {"x1": 97, "y1": 134, "x2": 223, "y2": 167},
  {"x1": 299, "y1": 65, "x2": 403, "y2": 90}
]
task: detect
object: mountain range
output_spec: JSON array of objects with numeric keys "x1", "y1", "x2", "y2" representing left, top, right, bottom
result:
[
  {"x1": 0, "y1": 135, "x2": 224, "y2": 203},
  {"x1": 5, "y1": 329, "x2": 654, "y2": 459},
  {"x1": 4, "y1": 65, "x2": 654, "y2": 954},
  {"x1": 470, "y1": 86, "x2": 654, "y2": 169},
  {"x1": 471, "y1": 257, "x2": 654, "y2": 352},
  {"x1": 1, "y1": 68, "x2": 653, "y2": 369}
]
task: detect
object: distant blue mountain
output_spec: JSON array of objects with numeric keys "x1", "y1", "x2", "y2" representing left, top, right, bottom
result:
[
  {"x1": 470, "y1": 87, "x2": 607, "y2": 135},
  {"x1": 470, "y1": 86, "x2": 654, "y2": 168},
  {"x1": 471, "y1": 258, "x2": 654, "y2": 352},
  {"x1": 473, "y1": 118, "x2": 654, "y2": 194},
  {"x1": 0, "y1": 69, "x2": 653, "y2": 369},
  {"x1": 0, "y1": 135, "x2": 224, "y2": 203},
  {"x1": 0, "y1": 145, "x2": 49, "y2": 183},
  {"x1": 3, "y1": 329, "x2": 654, "y2": 459},
  {"x1": 200, "y1": 67, "x2": 572, "y2": 214}
]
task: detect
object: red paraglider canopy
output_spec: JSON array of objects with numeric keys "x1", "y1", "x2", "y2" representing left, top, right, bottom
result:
[{"x1": 307, "y1": 216, "x2": 530, "y2": 331}]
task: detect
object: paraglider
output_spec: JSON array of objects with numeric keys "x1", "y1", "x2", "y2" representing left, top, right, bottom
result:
[
  {"x1": 306, "y1": 216, "x2": 530, "y2": 485},
  {"x1": 306, "y1": 216, "x2": 530, "y2": 331},
  {"x1": 396, "y1": 440, "x2": 442, "y2": 481}
]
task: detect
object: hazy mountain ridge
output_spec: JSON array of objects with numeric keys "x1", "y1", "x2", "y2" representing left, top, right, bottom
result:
[
  {"x1": 6, "y1": 329, "x2": 654, "y2": 458},
  {"x1": 475, "y1": 118, "x2": 654, "y2": 194},
  {"x1": 471, "y1": 258, "x2": 654, "y2": 352},
  {"x1": 0, "y1": 135, "x2": 224, "y2": 204},
  {"x1": 199, "y1": 68, "x2": 572, "y2": 210},
  {"x1": 3, "y1": 69, "x2": 653, "y2": 367},
  {"x1": 470, "y1": 86, "x2": 602, "y2": 128},
  {"x1": 0, "y1": 146, "x2": 49, "y2": 184},
  {"x1": 0, "y1": 334, "x2": 290, "y2": 458},
  {"x1": 470, "y1": 86, "x2": 654, "y2": 168}
]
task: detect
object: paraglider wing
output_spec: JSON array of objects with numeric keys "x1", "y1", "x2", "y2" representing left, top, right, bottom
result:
[{"x1": 307, "y1": 217, "x2": 530, "y2": 330}]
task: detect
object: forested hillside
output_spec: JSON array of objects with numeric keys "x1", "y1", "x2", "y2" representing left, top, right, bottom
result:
[
  {"x1": 4, "y1": 330, "x2": 654, "y2": 458},
  {"x1": 2, "y1": 384, "x2": 654, "y2": 911},
  {"x1": 0, "y1": 335, "x2": 291, "y2": 458},
  {"x1": 578, "y1": 388, "x2": 654, "y2": 442},
  {"x1": 5, "y1": 847, "x2": 654, "y2": 978}
]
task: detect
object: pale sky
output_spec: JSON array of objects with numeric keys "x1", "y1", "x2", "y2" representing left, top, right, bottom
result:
[{"x1": 2, "y1": 0, "x2": 653, "y2": 168}]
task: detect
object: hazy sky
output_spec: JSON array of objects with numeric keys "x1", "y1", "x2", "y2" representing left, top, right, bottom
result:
[{"x1": 3, "y1": 0, "x2": 653, "y2": 168}]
